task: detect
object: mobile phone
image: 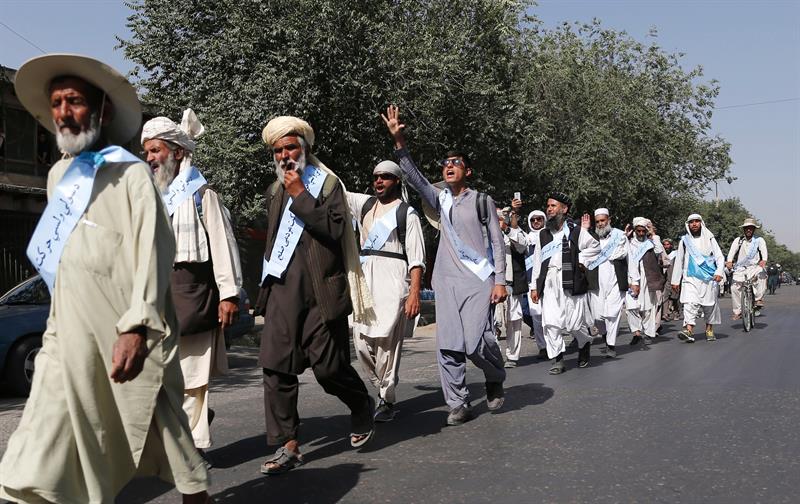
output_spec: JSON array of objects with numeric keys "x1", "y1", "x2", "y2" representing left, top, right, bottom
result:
[{"x1": 514, "y1": 191, "x2": 521, "y2": 201}]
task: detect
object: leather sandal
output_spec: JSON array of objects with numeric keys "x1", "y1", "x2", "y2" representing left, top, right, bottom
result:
[{"x1": 260, "y1": 446, "x2": 304, "y2": 475}]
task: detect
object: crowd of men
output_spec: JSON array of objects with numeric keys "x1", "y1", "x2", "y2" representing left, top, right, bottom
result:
[{"x1": 0, "y1": 54, "x2": 774, "y2": 502}]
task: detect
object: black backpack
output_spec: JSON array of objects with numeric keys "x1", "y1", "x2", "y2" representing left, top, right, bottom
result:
[{"x1": 359, "y1": 196, "x2": 413, "y2": 262}]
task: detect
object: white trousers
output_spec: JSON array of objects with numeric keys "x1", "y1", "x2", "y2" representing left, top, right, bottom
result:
[
  {"x1": 502, "y1": 290, "x2": 524, "y2": 362},
  {"x1": 541, "y1": 276, "x2": 592, "y2": 359},
  {"x1": 354, "y1": 315, "x2": 409, "y2": 404},
  {"x1": 527, "y1": 292, "x2": 546, "y2": 351},
  {"x1": 731, "y1": 267, "x2": 767, "y2": 314},
  {"x1": 627, "y1": 306, "x2": 658, "y2": 337},
  {"x1": 183, "y1": 385, "x2": 211, "y2": 449},
  {"x1": 683, "y1": 302, "x2": 721, "y2": 327},
  {"x1": 586, "y1": 289, "x2": 624, "y2": 346}
]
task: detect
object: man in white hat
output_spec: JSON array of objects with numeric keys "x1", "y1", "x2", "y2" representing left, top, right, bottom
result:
[
  {"x1": 625, "y1": 217, "x2": 666, "y2": 348},
  {"x1": 0, "y1": 54, "x2": 209, "y2": 503},
  {"x1": 530, "y1": 192, "x2": 599, "y2": 374},
  {"x1": 725, "y1": 217, "x2": 768, "y2": 319},
  {"x1": 496, "y1": 205, "x2": 529, "y2": 368},
  {"x1": 583, "y1": 208, "x2": 628, "y2": 359},
  {"x1": 257, "y1": 116, "x2": 375, "y2": 474},
  {"x1": 345, "y1": 160, "x2": 426, "y2": 422},
  {"x1": 670, "y1": 214, "x2": 726, "y2": 342},
  {"x1": 382, "y1": 105, "x2": 507, "y2": 426},
  {"x1": 141, "y1": 110, "x2": 243, "y2": 456}
]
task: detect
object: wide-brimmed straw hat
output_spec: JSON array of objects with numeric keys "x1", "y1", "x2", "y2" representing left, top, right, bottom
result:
[
  {"x1": 420, "y1": 181, "x2": 447, "y2": 230},
  {"x1": 14, "y1": 54, "x2": 142, "y2": 145},
  {"x1": 740, "y1": 217, "x2": 760, "y2": 229}
]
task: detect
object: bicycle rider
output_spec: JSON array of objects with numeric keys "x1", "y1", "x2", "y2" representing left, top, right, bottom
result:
[{"x1": 726, "y1": 218, "x2": 768, "y2": 320}]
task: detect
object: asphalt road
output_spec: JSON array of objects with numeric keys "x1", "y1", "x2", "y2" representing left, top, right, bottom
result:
[{"x1": 1, "y1": 286, "x2": 799, "y2": 503}]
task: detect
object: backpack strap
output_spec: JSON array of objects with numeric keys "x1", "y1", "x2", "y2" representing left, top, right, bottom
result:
[
  {"x1": 360, "y1": 196, "x2": 378, "y2": 224},
  {"x1": 396, "y1": 201, "x2": 409, "y2": 258},
  {"x1": 475, "y1": 191, "x2": 490, "y2": 251}
]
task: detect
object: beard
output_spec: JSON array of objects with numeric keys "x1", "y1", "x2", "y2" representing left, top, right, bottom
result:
[
  {"x1": 153, "y1": 153, "x2": 179, "y2": 193},
  {"x1": 546, "y1": 212, "x2": 566, "y2": 232},
  {"x1": 636, "y1": 234, "x2": 646, "y2": 242},
  {"x1": 275, "y1": 151, "x2": 307, "y2": 181},
  {"x1": 54, "y1": 113, "x2": 100, "y2": 155},
  {"x1": 596, "y1": 225, "x2": 611, "y2": 238}
]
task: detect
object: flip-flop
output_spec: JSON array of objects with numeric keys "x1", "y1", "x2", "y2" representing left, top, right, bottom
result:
[
  {"x1": 350, "y1": 429, "x2": 375, "y2": 448},
  {"x1": 260, "y1": 446, "x2": 304, "y2": 475}
]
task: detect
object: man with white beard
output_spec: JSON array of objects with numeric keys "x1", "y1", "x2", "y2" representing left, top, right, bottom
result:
[
  {"x1": 507, "y1": 204, "x2": 547, "y2": 359},
  {"x1": 1, "y1": 54, "x2": 209, "y2": 503},
  {"x1": 141, "y1": 110, "x2": 242, "y2": 459},
  {"x1": 583, "y1": 208, "x2": 628, "y2": 359},
  {"x1": 625, "y1": 217, "x2": 666, "y2": 348},
  {"x1": 530, "y1": 193, "x2": 599, "y2": 374},
  {"x1": 671, "y1": 214, "x2": 726, "y2": 343}
]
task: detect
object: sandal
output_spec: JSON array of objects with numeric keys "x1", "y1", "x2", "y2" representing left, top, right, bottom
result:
[
  {"x1": 260, "y1": 446, "x2": 304, "y2": 475},
  {"x1": 350, "y1": 429, "x2": 375, "y2": 448}
]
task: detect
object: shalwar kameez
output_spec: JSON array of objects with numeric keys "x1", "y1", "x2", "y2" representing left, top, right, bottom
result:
[{"x1": 626, "y1": 223, "x2": 666, "y2": 341}]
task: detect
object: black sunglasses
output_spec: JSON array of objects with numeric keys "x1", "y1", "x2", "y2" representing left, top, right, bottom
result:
[
  {"x1": 439, "y1": 158, "x2": 465, "y2": 168},
  {"x1": 373, "y1": 173, "x2": 398, "y2": 181}
]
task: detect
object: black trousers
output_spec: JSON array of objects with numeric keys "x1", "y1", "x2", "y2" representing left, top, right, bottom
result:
[{"x1": 262, "y1": 316, "x2": 372, "y2": 445}]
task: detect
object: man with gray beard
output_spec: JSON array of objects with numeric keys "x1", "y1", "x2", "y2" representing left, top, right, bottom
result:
[
  {"x1": 530, "y1": 193, "x2": 599, "y2": 374},
  {"x1": 583, "y1": 208, "x2": 628, "y2": 359},
  {"x1": 625, "y1": 217, "x2": 666, "y2": 347},
  {"x1": 141, "y1": 110, "x2": 242, "y2": 459}
]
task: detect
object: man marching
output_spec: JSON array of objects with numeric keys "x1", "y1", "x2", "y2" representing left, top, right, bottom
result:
[
  {"x1": 347, "y1": 160, "x2": 426, "y2": 422},
  {"x1": 530, "y1": 193, "x2": 600, "y2": 374},
  {"x1": 142, "y1": 110, "x2": 243, "y2": 455},
  {"x1": 726, "y1": 218, "x2": 768, "y2": 319},
  {"x1": 382, "y1": 105, "x2": 507, "y2": 426},
  {"x1": 497, "y1": 206, "x2": 529, "y2": 368},
  {"x1": 671, "y1": 214, "x2": 725, "y2": 343},
  {"x1": 583, "y1": 208, "x2": 628, "y2": 359},
  {"x1": 0, "y1": 54, "x2": 209, "y2": 503},
  {"x1": 626, "y1": 217, "x2": 665, "y2": 348}
]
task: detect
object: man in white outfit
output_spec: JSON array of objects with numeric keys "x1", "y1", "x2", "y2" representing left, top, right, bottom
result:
[
  {"x1": 497, "y1": 207, "x2": 528, "y2": 368},
  {"x1": 625, "y1": 217, "x2": 665, "y2": 348},
  {"x1": 725, "y1": 217, "x2": 768, "y2": 320}
]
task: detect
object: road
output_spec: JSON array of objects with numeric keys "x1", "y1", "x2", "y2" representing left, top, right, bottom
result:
[{"x1": 1, "y1": 287, "x2": 799, "y2": 503}]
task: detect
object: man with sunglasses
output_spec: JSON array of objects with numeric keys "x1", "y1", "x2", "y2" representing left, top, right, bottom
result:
[
  {"x1": 346, "y1": 161, "x2": 426, "y2": 423},
  {"x1": 382, "y1": 105, "x2": 507, "y2": 426}
]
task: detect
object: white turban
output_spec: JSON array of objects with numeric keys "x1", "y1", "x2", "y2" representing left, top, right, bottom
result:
[
  {"x1": 373, "y1": 160, "x2": 408, "y2": 202},
  {"x1": 261, "y1": 116, "x2": 375, "y2": 325},
  {"x1": 632, "y1": 217, "x2": 651, "y2": 229},
  {"x1": 141, "y1": 108, "x2": 205, "y2": 152},
  {"x1": 528, "y1": 210, "x2": 545, "y2": 232},
  {"x1": 594, "y1": 208, "x2": 609, "y2": 217},
  {"x1": 684, "y1": 213, "x2": 716, "y2": 253}
]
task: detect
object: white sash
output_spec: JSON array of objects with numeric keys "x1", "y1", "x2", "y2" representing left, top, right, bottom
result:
[
  {"x1": 631, "y1": 238, "x2": 655, "y2": 264},
  {"x1": 539, "y1": 232, "x2": 563, "y2": 264},
  {"x1": 735, "y1": 237, "x2": 762, "y2": 269},
  {"x1": 162, "y1": 165, "x2": 208, "y2": 216},
  {"x1": 586, "y1": 228, "x2": 624, "y2": 270},
  {"x1": 438, "y1": 189, "x2": 493, "y2": 281},
  {"x1": 27, "y1": 146, "x2": 141, "y2": 292},
  {"x1": 261, "y1": 165, "x2": 328, "y2": 280},
  {"x1": 359, "y1": 205, "x2": 399, "y2": 264}
]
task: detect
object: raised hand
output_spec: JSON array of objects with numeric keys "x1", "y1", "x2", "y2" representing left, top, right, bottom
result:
[
  {"x1": 381, "y1": 105, "x2": 406, "y2": 149},
  {"x1": 581, "y1": 213, "x2": 591, "y2": 230}
]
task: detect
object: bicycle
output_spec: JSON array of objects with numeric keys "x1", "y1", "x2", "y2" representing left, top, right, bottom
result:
[{"x1": 740, "y1": 275, "x2": 757, "y2": 332}]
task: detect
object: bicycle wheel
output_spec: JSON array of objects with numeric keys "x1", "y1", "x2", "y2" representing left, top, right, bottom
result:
[{"x1": 742, "y1": 283, "x2": 754, "y2": 332}]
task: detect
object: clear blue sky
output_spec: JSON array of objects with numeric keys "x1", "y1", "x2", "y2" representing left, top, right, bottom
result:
[{"x1": 2, "y1": 0, "x2": 798, "y2": 250}]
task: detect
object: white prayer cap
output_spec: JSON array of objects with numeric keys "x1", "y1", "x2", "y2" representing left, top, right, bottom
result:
[
  {"x1": 262, "y1": 116, "x2": 315, "y2": 148},
  {"x1": 141, "y1": 108, "x2": 204, "y2": 151},
  {"x1": 687, "y1": 213, "x2": 703, "y2": 222},
  {"x1": 373, "y1": 160, "x2": 401, "y2": 178},
  {"x1": 594, "y1": 208, "x2": 609, "y2": 217},
  {"x1": 632, "y1": 216, "x2": 651, "y2": 229}
]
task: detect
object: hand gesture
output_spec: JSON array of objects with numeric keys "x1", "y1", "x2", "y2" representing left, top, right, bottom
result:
[
  {"x1": 381, "y1": 105, "x2": 406, "y2": 149},
  {"x1": 530, "y1": 290, "x2": 539, "y2": 304},
  {"x1": 624, "y1": 223, "x2": 633, "y2": 237},
  {"x1": 511, "y1": 198, "x2": 522, "y2": 211},
  {"x1": 110, "y1": 331, "x2": 148, "y2": 383},
  {"x1": 581, "y1": 213, "x2": 591, "y2": 230},
  {"x1": 491, "y1": 284, "x2": 508, "y2": 304},
  {"x1": 219, "y1": 298, "x2": 240, "y2": 330},
  {"x1": 671, "y1": 284, "x2": 680, "y2": 294},
  {"x1": 284, "y1": 169, "x2": 305, "y2": 198}
]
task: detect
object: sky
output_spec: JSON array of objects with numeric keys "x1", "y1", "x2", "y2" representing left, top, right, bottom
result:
[{"x1": 1, "y1": 0, "x2": 798, "y2": 250}]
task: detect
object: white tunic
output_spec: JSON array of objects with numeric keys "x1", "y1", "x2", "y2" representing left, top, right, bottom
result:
[
  {"x1": 627, "y1": 235, "x2": 664, "y2": 310},
  {"x1": 671, "y1": 234, "x2": 725, "y2": 306}
]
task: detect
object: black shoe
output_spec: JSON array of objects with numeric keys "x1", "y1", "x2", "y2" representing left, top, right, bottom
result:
[
  {"x1": 629, "y1": 335, "x2": 642, "y2": 346},
  {"x1": 447, "y1": 404, "x2": 473, "y2": 426},
  {"x1": 537, "y1": 348, "x2": 548, "y2": 360},
  {"x1": 643, "y1": 336, "x2": 653, "y2": 346},
  {"x1": 208, "y1": 408, "x2": 216, "y2": 426},
  {"x1": 374, "y1": 400, "x2": 396, "y2": 423},
  {"x1": 578, "y1": 342, "x2": 591, "y2": 368},
  {"x1": 605, "y1": 346, "x2": 617, "y2": 359}
]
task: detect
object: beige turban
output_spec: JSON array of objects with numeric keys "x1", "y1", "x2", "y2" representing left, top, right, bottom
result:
[
  {"x1": 632, "y1": 217, "x2": 651, "y2": 229},
  {"x1": 141, "y1": 108, "x2": 205, "y2": 152},
  {"x1": 261, "y1": 116, "x2": 375, "y2": 324}
]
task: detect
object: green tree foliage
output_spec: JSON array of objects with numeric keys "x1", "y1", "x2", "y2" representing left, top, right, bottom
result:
[{"x1": 120, "y1": 0, "x2": 737, "y2": 242}]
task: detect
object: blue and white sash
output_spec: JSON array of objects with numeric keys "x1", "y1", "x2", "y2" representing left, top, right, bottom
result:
[
  {"x1": 27, "y1": 146, "x2": 141, "y2": 292},
  {"x1": 539, "y1": 233, "x2": 563, "y2": 264},
  {"x1": 359, "y1": 205, "x2": 400, "y2": 264},
  {"x1": 630, "y1": 238, "x2": 655, "y2": 264},
  {"x1": 438, "y1": 189, "x2": 493, "y2": 281},
  {"x1": 261, "y1": 166, "x2": 328, "y2": 281},
  {"x1": 586, "y1": 229, "x2": 625, "y2": 270},
  {"x1": 682, "y1": 235, "x2": 717, "y2": 282},
  {"x1": 162, "y1": 165, "x2": 208, "y2": 216},
  {"x1": 735, "y1": 237, "x2": 762, "y2": 269}
]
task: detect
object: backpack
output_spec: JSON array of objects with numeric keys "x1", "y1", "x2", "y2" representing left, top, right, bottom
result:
[
  {"x1": 732, "y1": 236, "x2": 763, "y2": 264},
  {"x1": 359, "y1": 196, "x2": 412, "y2": 262}
]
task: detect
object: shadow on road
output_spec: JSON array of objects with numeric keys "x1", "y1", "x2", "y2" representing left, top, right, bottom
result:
[{"x1": 212, "y1": 463, "x2": 370, "y2": 503}]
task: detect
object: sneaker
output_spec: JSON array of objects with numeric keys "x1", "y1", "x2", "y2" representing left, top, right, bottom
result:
[
  {"x1": 578, "y1": 342, "x2": 591, "y2": 368},
  {"x1": 629, "y1": 335, "x2": 642, "y2": 346},
  {"x1": 678, "y1": 329, "x2": 695, "y2": 343},
  {"x1": 504, "y1": 360, "x2": 517, "y2": 369},
  {"x1": 549, "y1": 360, "x2": 566, "y2": 375},
  {"x1": 446, "y1": 404, "x2": 473, "y2": 426},
  {"x1": 706, "y1": 328, "x2": 716, "y2": 342},
  {"x1": 605, "y1": 346, "x2": 617, "y2": 359},
  {"x1": 374, "y1": 400, "x2": 396, "y2": 423},
  {"x1": 486, "y1": 382, "x2": 505, "y2": 411}
]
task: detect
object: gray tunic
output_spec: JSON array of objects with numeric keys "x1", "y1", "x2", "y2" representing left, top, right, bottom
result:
[{"x1": 396, "y1": 148, "x2": 506, "y2": 353}]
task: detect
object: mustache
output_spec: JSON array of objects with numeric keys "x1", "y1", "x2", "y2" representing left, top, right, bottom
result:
[{"x1": 55, "y1": 118, "x2": 82, "y2": 131}]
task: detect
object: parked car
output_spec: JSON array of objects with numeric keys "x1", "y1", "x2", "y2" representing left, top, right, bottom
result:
[{"x1": 0, "y1": 275, "x2": 48, "y2": 396}]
